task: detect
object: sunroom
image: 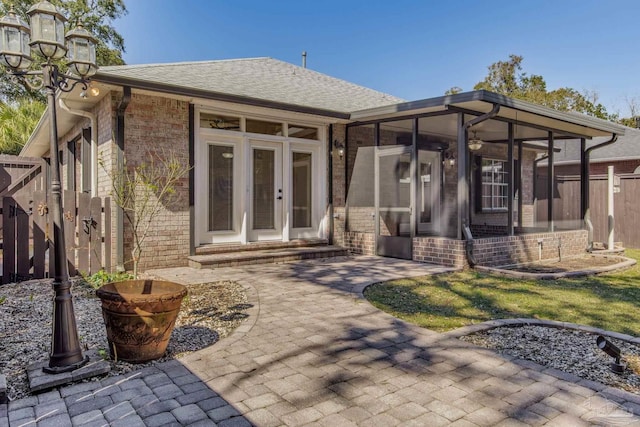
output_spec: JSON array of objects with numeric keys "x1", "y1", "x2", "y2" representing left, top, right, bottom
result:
[{"x1": 331, "y1": 91, "x2": 626, "y2": 267}]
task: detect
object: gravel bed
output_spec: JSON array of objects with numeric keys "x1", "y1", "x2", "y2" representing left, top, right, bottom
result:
[
  {"x1": 0, "y1": 278, "x2": 250, "y2": 401},
  {"x1": 461, "y1": 325, "x2": 640, "y2": 394}
]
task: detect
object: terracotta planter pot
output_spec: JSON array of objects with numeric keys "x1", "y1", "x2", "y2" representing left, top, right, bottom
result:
[{"x1": 96, "y1": 280, "x2": 187, "y2": 363}]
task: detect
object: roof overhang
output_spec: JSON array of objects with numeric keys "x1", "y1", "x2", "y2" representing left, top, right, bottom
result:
[
  {"x1": 21, "y1": 70, "x2": 353, "y2": 158},
  {"x1": 94, "y1": 72, "x2": 351, "y2": 120},
  {"x1": 350, "y1": 90, "x2": 626, "y2": 140},
  {"x1": 20, "y1": 81, "x2": 114, "y2": 157}
]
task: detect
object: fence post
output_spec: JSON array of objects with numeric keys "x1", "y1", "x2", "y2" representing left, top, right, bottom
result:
[
  {"x1": 77, "y1": 192, "x2": 90, "y2": 274},
  {"x1": 2, "y1": 197, "x2": 15, "y2": 284},
  {"x1": 32, "y1": 190, "x2": 47, "y2": 278},
  {"x1": 90, "y1": 196, "x2": 102, "y2": 273},
  {"x1": 64, "y1": 190, "x2": 77, "y2": 276},
  {"x1": 104, "y1": 197, "x2": 111, "y2": 273},
  {"x1": 15, "y1": 196, "x2": 29, "y2": 279}
]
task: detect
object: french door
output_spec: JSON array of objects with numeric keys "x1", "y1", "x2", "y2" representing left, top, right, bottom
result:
[
  {"x1": 198, "y1": 136, "x2": 322, "y2": 245},
  {"x1": 248, "y1": 140, "x2": 283, "y2": 241}
]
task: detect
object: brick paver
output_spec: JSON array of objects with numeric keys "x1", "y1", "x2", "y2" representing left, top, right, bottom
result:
[{"x1": 2, "y1": 256, "x2": 640, "y2": 426}]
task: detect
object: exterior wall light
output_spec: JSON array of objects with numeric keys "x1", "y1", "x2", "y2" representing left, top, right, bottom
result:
[
  {"x1": 333, "y1": 140, "x2": 345, "y2": 160},
  {"x1": 444, "y1": 149, "x2": 455, "y2": 167},
  {"x1": 89, "y1": 82, "x2": 100, "y2": 97}
]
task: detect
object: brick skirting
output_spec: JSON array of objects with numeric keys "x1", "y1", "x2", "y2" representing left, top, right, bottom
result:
[{"x1": 340, "y1": 230, "x2": 589, "y2": 268}]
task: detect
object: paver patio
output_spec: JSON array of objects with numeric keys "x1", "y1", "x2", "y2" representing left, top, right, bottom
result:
[{"x1": 2, "y1": 256, "x2": 640, "y2": 426}]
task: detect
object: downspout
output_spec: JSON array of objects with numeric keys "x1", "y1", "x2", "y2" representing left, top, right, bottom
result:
[
  {"x1": 583, "y1": 133, "x2": 618, "y2": 251},
  {"x1": 58, "y1": 99, "x2": 97, "y2": 197},
  {"x1": 327, "y1": 124, "x2": 334, "y2": 245},
  {"x1": 115, "y1": 87, "x2": 132, "y2": 271},
  {"x1": 459, "y1": 103, "x2": 500, "y2": 267}
]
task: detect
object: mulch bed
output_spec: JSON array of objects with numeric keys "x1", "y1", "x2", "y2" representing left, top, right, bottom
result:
[{"x1": 503, "y1": 255, "x2": 622, "y2": 274}]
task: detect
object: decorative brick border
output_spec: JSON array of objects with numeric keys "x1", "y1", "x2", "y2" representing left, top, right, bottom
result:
[
  {"x1": 443, "y1": 318, "x2": 640, "y2": 345},
  {"x1": 475, "y1": 255, "x2": 636, "y2": 280}
]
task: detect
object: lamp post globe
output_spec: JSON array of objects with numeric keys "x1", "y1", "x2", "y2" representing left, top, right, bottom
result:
[
  {"x1": 0, "y1": 7, "x2": 32, "y2": 70},
  {"x1": 26, "y1": 0, "x2": 67, "y2": 60},
  {"x1": 0, "y1": 1, "x2": 99, "y2": 374},
  {"x1": 66, "y1": 24, "x2": 98, "y2": 78}
]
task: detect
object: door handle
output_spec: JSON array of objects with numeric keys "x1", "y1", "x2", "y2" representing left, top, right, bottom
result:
[{"x1": 277, "y1": 196, "x2": 282, "y2": 200}]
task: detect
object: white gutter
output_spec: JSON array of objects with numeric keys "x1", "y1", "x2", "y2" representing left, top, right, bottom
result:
[{"x1": 58, "y1": 99, "x2": 98, "y2": 197}]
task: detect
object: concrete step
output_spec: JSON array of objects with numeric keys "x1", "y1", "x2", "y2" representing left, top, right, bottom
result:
[
  {"x1": 188, "y1": 245, "x2": 347, "y2": 269},
  {"x1": 195, "y1": 238, "x2": 329, "y2": 255}
]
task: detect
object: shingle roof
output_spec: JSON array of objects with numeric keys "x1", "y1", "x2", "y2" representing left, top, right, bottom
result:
[
  {"x1": 549, "y1": 127, "x2": 640, "y2": 164},
  {"x1": 97, "y1": 57, "x2": 405, "y2": 114}
]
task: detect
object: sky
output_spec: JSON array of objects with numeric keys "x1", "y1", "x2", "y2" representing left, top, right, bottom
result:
[{"x1": 115, "y1": 0, "x2": 640, "y2": 116}]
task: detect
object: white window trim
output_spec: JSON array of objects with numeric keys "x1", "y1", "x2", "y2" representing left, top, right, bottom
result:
[
  {"x1": 481, "y1": 158, "x2": 509, "y2": 212},
  {"x1": 195, "y1": 106, "x2": 329, "y2": 245}
]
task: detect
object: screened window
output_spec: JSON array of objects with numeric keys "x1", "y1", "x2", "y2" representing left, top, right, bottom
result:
[
  {"x1": 288, "y1": 124, "x2": 318, "y2": 140},
  {"x1": 246, "y1": 119, "x2": 283, "y2": 136},
  {"x1": 481, "y1": 159, "x2": 508, "y2": 211},
  {"x1": 200, "y1": 113, "x2": 240, "y2": 131}
]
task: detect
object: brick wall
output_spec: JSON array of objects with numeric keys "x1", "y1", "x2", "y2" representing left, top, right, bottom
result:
[
  {"x1": 470, "y1": 230, "x2": 588, "y2": 267},
  {"x1": 332, "y1": 124, "x2": 346, "y2": 207},
  {"x1": 413, "y1": 237, "x2": 467, "y2": 268},
  {"x1": 413, "y1": 230, "x2": 587, "y2": 268},
  {"x1": 342, "y1": 232, "x2": 375, "y2": 255},
  {"x1": 121, "y1": 93, "x2": 190, "y2": 271}
]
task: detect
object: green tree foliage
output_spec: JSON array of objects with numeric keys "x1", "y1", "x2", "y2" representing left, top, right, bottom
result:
[
  {"x1": 0, "y1": 98, "x2": 45, "y2": 154},
  {"x1": 445, "y1": 86, "x2": 463, "y2": 96},
  {"x1": 0, "y1": 0, "x2": 127, "y2": 153},
  {"x1": 471, "y1": 54, "x2": 612, "y2": 121}
]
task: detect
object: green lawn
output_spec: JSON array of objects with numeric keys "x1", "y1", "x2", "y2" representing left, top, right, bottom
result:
[{"x1": 364, "y1": 249, "x2": 640, "y2": 335}]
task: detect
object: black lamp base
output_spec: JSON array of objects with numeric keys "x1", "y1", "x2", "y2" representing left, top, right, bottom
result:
[{"x1": 42, "y1": 355, "x2": 89, "y2": 374}]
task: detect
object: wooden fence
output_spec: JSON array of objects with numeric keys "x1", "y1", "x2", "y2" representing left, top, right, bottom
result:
[
  {"x1": 0, "y1": 156, "x2": 43, "y2": 233},
  {"x1": 536, "y1": 173, "x2": 640, "y2": 248},
  {"x1": 2, "y1": 191, "x2": 111, "y2": 283}
]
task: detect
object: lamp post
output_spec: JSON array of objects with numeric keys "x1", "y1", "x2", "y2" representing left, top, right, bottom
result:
[{"x1": 0, "y1": 1, "x2": 98, "y2": 373}]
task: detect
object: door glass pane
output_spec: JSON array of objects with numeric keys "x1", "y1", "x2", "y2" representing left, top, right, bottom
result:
[
  {"x1": 292, "y1": 152, "x2": 312, "y2": 228},
  {"x1": 378, "y1": 152, "x2": 411, "y2": 237},
  {"x1": 253, "y1": 149, "x2": 275, "y2": 229},
  {"x1": 420, "y1": 157, "x2": 433, "y2": 223},
  {"x1": 208, "y1": 145, "x2": 234, "y2": 231}
]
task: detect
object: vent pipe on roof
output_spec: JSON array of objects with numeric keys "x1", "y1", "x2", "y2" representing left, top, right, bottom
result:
[{"x1": 302, "y1": 51, "x2": 307, "y2": 68}]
